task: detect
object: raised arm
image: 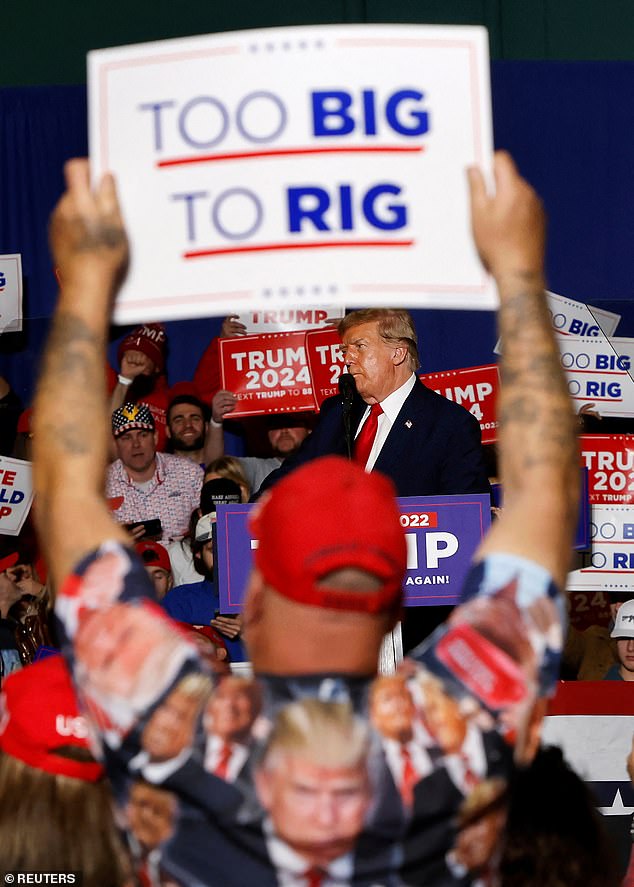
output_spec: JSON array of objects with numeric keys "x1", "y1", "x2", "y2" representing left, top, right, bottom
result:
[
  {"x1": 202, "y1": 389, "x2": 238, "y2": 465},
  {"x1": 33, "y1": 159, "x2": 129, "y2": 591},
  {"x1": 468, "y1": 152, "x2": 579, "y2": 589}
]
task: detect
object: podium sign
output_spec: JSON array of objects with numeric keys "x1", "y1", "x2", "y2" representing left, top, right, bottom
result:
[{"x1": 215, "y1": 493, "x2": 490, "y2": 612}]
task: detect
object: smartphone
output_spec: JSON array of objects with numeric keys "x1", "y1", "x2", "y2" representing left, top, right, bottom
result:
[{"x1": 125, "y1": 518, "x2": 162, "y2": 538}]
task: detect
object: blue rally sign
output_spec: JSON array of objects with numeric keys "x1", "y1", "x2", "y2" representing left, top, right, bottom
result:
[{"x1": 215, "y1": 494, "x2": 491, "y2": 613}]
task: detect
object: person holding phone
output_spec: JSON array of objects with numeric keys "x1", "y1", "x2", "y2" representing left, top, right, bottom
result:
[{"x1": 106, "y1": 402, "x2": 203, "y2": 542}]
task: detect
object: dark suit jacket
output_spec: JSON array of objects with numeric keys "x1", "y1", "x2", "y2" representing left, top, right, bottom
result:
[
  {"x1": 257, "y1": 379, "x2": 490, "y2": 499},
  {"x1": 400, "y1": 729, "x2": 512, "y2": 886}
]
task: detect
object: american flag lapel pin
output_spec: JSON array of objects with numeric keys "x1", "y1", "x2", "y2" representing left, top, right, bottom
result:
[{"x1": 405, "y1": 420, "x2": 413, "y2": 428}]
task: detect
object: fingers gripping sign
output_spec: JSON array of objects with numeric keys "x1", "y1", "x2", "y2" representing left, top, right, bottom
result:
[{"x1": 212, "y1": 390, "x2": 238, "y2": 423}]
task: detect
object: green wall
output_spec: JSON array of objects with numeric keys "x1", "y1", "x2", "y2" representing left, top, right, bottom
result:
[{"x1": 4, "y1": 0, "x2": 634, "y2": 86}]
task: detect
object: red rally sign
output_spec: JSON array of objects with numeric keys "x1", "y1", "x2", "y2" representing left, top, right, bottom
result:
[
  {"x1": 418, "y1": 363, "x2": 500, "y2": 445},
  {"x1": 305, "y1": 328, "x2": 345, "y2": 409},
  {"x1": 579, "y1": 434, "x2": 634, "y2": 505},
  {"x1": 219, "y1": 328, "x2": 343, "y2": 418}
]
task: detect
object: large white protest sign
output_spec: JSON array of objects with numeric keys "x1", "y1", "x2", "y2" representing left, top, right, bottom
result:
[
  {"x1": 0, "y1": 255, "x2": 23, "y2": 334},
  {"x1": 559, "y1": 336, "x2": 634, "y2": 418},
  {"x1": 88, "y1": 24, "x2": 495, "y2": 323},
  {"x1": 0, "y1": 457, "x2": 33, "y2": 536}
]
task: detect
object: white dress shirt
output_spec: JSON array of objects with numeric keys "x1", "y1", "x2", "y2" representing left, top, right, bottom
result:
[
  {"x1": 355, "y1": 374, "x2": 417, "y2": 471},
  {"x1": 264, "y1": 818, "x2": 354, "y2": 886},
  {"x1": 204, "y1": 734, "x2": 250, "y2": 783}
]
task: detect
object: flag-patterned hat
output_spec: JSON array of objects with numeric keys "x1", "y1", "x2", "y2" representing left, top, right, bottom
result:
[{"x1": 111, "y1": 402, "x2": 155, "y2": 438}]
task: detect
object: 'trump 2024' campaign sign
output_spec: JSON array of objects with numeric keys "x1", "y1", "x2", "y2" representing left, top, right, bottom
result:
[
  {"x1": 88, "y1": 24, "x2": 495, "y2": 323},
  {"x1": 219, "y1": 327, "x2": 345, "y2": 416},
  {"x1": 419, "y1": 364, "x2": 499, "y2": 445}
]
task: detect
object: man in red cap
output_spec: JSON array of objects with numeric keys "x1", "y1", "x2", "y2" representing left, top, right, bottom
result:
[
  {"x1": 33, "y1": 151, "x2": 578, "y2": 886},
  {"x1": 109, "y1": 321, "x2": 171, "y2": 450},
  {"x1": 136, "y1": 540, "x2": 174, "y2": 600}
]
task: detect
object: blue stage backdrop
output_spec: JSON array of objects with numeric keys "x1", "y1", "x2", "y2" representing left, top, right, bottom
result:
[{"x1": 2, "y1": 62, "x2": 634, "y2": 411}]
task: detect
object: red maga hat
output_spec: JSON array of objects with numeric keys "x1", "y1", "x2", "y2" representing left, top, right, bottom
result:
[
  {"x1": 0, "y1": 656, "x2": 103, "y2": 782},
  {"x1": 117, "y1": 323, "x2": 167, "y2": 373},
  {"x1": 135, "y1": 540, "x2": 172, "y2": 574},
  {"x1": 249, "y1": 455, "x2": 406, "y2": 614}
]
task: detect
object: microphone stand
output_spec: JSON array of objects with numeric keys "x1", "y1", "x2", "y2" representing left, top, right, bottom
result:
[{"x1": 339, "y1": 373, "x2": 356, "y2": 460}]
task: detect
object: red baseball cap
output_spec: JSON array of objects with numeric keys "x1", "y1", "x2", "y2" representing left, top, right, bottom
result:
[
  {"x1": 0, "y1": 656, "x2": 103, "y2": 782},
  {"x1": 135, "y1": 540, "x2": 172, "y2": 574},
  {"x1": 17, "y1": 407, "x2": 33, "y2": 434},
  {"x1": 250, "y1": 456, "x2": 406, "y2": 614},
  {"x1": 175, "y1": 622, "x2": 228, "y2": 654},
  {"x1": 0, "y1": 551, "x2": 19, "y2": 574},
  {"x1": 117, "y1": 323, "x2": 167, "y2": 373}
]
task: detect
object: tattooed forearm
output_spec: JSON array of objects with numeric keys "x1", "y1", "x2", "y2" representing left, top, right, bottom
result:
[
  {"x1": 46, "y1": 311, "x2": 101, "y2": 350},
  {"x1": 36, "y1": 420, "x2": 90, "y2": 455},
  {"x1": 39, "y1": 312, "x2": 104, "y2": 387},
  {"x1": 49, "y1": 215, "x2": 128, "y2": 255},
  {"x1": 501, "y1": 350, "x2": 566, "y2": 390},
  {"x1": 72, "y1": 222, "x2": 126, "y2": 253},
  {"x1": 497, "y1": 280, "x2": 578, "y2": 479},
  {"x1": 499, "y1": 286, "x2": 570, "y2": 392}
]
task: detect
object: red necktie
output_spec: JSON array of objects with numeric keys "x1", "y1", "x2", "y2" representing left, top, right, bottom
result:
[
  {"x1": 214, "y1": 742, "x2": 232, "y2": 779},
  {"x1": 303, "y1": 868, "x2": 324, "y2": 887},
  {"x1": 400, "y1": 745, "x2": 419, "y2": 808},
  {"x1": 354, "y1": 403, "x2": 383, "y2": 466},
  {"x1": 460, "y1": 753, "x2": 479, "y2": 792},
  {"x1": 138, "y1": 858, "x2": 153, "y2": 887}
]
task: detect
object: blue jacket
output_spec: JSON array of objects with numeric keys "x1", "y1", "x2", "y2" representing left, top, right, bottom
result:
[{"x1": 162, "y1": 579, "x2": 246, "y2": 661}]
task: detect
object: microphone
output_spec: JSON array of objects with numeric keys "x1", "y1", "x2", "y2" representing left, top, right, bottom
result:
[
  {"x1": 339, "y1": 372, "x2": 356, "y2": 460},
  {"x1": 339, "y1": 371, "x2": 356, "y2": 408}
]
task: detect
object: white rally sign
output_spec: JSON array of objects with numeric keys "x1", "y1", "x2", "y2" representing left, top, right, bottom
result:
[
  {"x1": 547, "y1": 291, "x2": 621, "y2": 339},
  {"x1": 0, "y1": 456, "x2": 33, "y2": 536},
  {"x1": 88, "y1": 24, "x2": 495, "y2": 323},
  {"x1": 567, "y1": 505, "x2": 634, "y2": 592},
  {"x1": 559, "y1": 336, "x2": 634, "y2": 418},
  {"x1": 0, "y1": 255, "x2": 23, "y2": 334},
  {"x1": 494, "y1": 291, "x2": 622, "y2": 355}
]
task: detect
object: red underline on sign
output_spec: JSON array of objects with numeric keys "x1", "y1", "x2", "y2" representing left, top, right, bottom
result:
[
  {"x1": 571, "y1": 396, "x2": 623, "y2": 402},
  {"x1": 184, "y1": 239, "x2": 414, "y2": 259},
  {"x1": 565, "y1": 369, "x2": 627, "y2": 375},
  {"x1": 158, "y1": 145, "x2": 424, "y2": 167}
]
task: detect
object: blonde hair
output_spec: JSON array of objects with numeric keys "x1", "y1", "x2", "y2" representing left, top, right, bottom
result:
[
  {"x1": 174, "y1": 671, "x2": 213, "y2": 704},
  {"x1": 338, "y1": 308, "x2": 420, "y2": 371},
  {"x1": 204, "y1": 456, "x2": 251, "y2": 501},
  {"x1": 261, "y1": 698, "x2": 370, "y2": 771},
  {"x1": 0, "y1": 753, "x2": 130, "y2": 885}
]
